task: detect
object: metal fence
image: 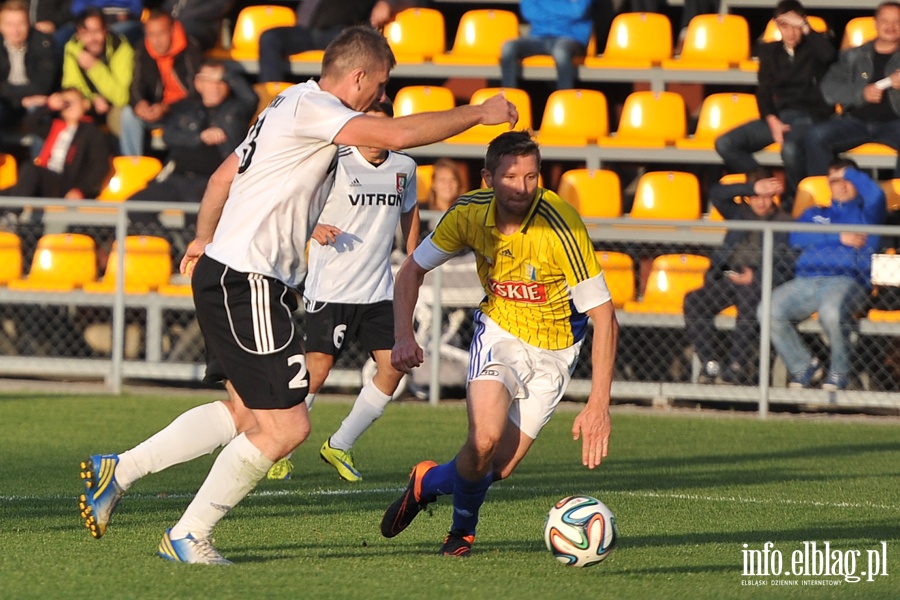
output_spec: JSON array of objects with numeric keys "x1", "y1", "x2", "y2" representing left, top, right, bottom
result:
[{"x1": 0, "y1": 198, "x2": 898, "y2": 415}]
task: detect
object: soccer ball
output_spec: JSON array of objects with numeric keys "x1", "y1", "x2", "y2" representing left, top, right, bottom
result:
[{"x1": 544, "y1": 495, "x2": 617, "y2": 567}]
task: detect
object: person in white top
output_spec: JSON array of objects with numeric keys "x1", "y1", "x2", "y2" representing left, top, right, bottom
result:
[
  {"x1": 267, "y1": 99, "x2": 418, "y2": 483},
  {"x1": 77, "y1": 25, "x2": 518, "y2": 565}
]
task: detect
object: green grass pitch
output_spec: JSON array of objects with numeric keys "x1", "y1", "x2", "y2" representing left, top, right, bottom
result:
[{"x1": 0, "y1": 392, "x2": 897, "y2": 599}]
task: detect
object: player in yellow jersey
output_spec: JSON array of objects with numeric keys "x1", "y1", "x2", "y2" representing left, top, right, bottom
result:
[{"x1": 380, "y1": 131, "x2": 618, "y2": 557}]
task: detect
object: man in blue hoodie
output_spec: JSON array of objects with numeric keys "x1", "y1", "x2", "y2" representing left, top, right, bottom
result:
[
  {"x1": 764, "y1": 158, "x2": 886, "y2": 390},
  {"x1": 500, "y1": 0, "x2": 593, "y2": 90}
]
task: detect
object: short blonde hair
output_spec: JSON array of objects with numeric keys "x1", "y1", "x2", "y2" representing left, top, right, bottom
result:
[{"x1": 322, "y1": 25, "x2": 396, "y2": 80}]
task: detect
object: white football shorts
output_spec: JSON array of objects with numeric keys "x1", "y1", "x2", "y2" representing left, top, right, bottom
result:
[{"x1": 468, "y1": 310, "x2": 582, "y2": 439}]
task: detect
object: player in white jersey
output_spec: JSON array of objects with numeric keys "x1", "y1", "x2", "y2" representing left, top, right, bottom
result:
[
  {"x1": 266, "y1": 100, "x2": 419, "y2": 482},
  {"x1": 77, "y1": 26, "x2": 518, "y2": 565}
]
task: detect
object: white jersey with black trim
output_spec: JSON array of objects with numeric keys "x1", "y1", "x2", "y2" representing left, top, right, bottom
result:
[
  {"x1": 304, "y1": 145, "x2": 418, "y2": 303},
  {"x1": 205, "y1": 80, "x2": 362, "y2": 288}
]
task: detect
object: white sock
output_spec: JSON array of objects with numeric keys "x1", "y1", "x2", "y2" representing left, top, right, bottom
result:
[
  {"x1": 116, "y1": 401, "x2": 237, "y2": 490},
  {"x1": 169, "y1": 433, "x2": 273, "y2": 540},
  {"x1": 329, "y1": 380, "x2": 391, "y2": 451}
]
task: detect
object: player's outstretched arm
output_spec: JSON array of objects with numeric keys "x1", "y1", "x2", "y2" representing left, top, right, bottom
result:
[
  {"x1": 335, "y1": 94, "x2": 518, "y2": 151},
  {"x1": 180, "y1": 153, "x2": 239, "y2": 275},
  {"x1": 391, "y1": 255, "x2": 430, "y2": 373},
  {"x1": 572, "y1": 301, "x2": 618, "y2": 469}
]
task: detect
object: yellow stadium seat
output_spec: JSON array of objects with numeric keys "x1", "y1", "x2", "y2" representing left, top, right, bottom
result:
[
  {"x1": 158, "y1": 283, "x2": 193, "y2": 297},
  {"x1": 97, "y1": 156, "x2": 163, "y2": 202},
  {"x1": 8, "y1": 233, "x2": 97, "y2": 292},
  {"x1": 879, "y1": 179, "x2": 900, "y2": 213},
  {"x1": 0, "y1": 152, "x2": 17, "y2": 189},
  {"x1": 792, "y1": 175, "x2": 830, "y2": 218},
  {"x1": 216, "y1": 5, "x2": 296, "y2": 61},
  {"x1": 394, "y1": 85, "x2": 456, "y2": 116},
  {"x1": 623, "y1": 254, "x2": 710, "y2": 314},
  {"x1": 595, "y1": 250, "x2": 635, "y2": 307},
  {"x1": 760, "y1": 15, "x2": 828, "y2": 42},
  {"x1": 848, "y1": 142, "x2": 897, "y2": 160},
  {"x1": 867, "y1": 308, "x2": 900, "y2": 322},
  {"x1": 252, "y1": 81, "x2": 292, "y2": 120},
  {"x1": 584, "y1": 12, "x2": 672, "y2": 69},
  {"x1": 598, "y1": 91, "x2": 686, "y2": 148},
  {"x1": 661, "y1": 14, "x2": 750, "y2": 70},
  {"x1": 630, "y1": 171, "x2": 701, "y2": 220},
  {"x1": 416, "y1": 164, "x2": 434, "y2": 202},
  {"x1": 431, "y1": 9, "x2": 519, "y2": 66},
  {"x1": 521, "y1": 32, "x2": 597, "y2": 68},
  {"x1": 447, "y1": 87, "x2": 531, "y2": 144},
  {"x1": 557, "y1": 169, "x2": 621, "y2": 218},
  {"x1": 841, "y1": 16, "x2": 876, "y2": 49},
  {"x1": 535, "y1": 89, "x2": 608, "y2": 146},
  {"x1": 0, "y1": 231, "x2": 22, "y2": 284},
  {"x1": 83, "y1": 235, "x2": 172, "y2": 294},
  {"x1": 675, "y1": 92, "x2": 759, "y2": 150},
  {"x1": 385, "y1": 7, "x2": 445, "y2": 62}
]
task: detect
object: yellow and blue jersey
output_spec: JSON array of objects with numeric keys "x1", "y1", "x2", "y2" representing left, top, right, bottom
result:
[{"x1": 427, "y1": 187, "x2": 605, "y2": 350}]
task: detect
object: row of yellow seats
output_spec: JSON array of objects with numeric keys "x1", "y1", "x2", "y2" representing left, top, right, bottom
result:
[
  {"x1": 214, "y1": 7, "x2": 876, "y2": 70},
  {"x1": 393, "y1": 84, "x2": 899, "y2": 160},
  {"x1": 0, "y1": 155, "x2": 165, "y2": 202},
  {"x1": 558, "y1": 168, "x2": 900, "y2": 221},
  {"x1": 0, "y1": 232, "x2": 189, "y2": 296},
  {"x1": 601, "y1": 251, "x2": 899, "y2": 323}
]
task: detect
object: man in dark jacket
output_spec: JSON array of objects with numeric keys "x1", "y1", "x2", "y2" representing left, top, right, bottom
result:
[
  {"x1": 163, "y1": 0, "x2": 232, "y2": 51},
  {"x1": 685, "y1": 169, "x2": 795, "y2": 385},
  {"x1": 0, "y1": 0, "x2": 58, "y2": 130},
  {"x1": 715, "y1": 0, "x2": 834, "y2": 210},
  {"x1": 119, "y1": 10, "x2": 202, "y2": 156},
  {"x1": 805, "y1": 2, "x2": 900, "y2": 177},
  {"x1": 128, "y1": 60, "x2": 256, "y2": 235},
  {"x1": 765, "y1": 159, "x2": 886, "y2": 391},
  {"x1": 257, "y1": 0, "x2": 413, "y2": 83}
]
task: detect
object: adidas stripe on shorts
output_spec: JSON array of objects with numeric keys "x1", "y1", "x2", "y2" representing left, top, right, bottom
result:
[{"x1": 192, "y1": 254, "x2": 309, "y2": 410}]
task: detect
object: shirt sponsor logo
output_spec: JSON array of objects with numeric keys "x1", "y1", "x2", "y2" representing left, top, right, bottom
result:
[
  {"x1": 488, "y1": 279, "x2": 547, "y2": 303},
  {"x1": 348, "y1": 193, "x2": 403, "y2": 206}
]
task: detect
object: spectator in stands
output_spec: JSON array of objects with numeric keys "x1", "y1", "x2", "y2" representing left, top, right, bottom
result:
[
  {"x1": 119, "y1": 10, "x2": 202, "y2": 156},
  {"x1": 806, "y1": 2, "x2": 900, "y2": 178},
  {"x1": 764, "y1": 159, "x2": 886, "y2": 391},
  {"x1": 128, "y1": 60, "x2": 256, "y2": 232},
  {"x1": 0, "y1": 87, "x2": 111, "y2": 200},
  {"x1": 419, "y1": 157, "x2": 464, "y2": 239},
  {"x1": 163, "y1": 0, "x2": 232, "y2": 52},
  {"x1": 61, "y1": 8, "x2": 133, "y2": 151},
  {"x1": 684, "y1": 169, "x2": 794, "y2": 385},
  {"x1": 55, "y1": 0, "x2": 144, "y2": 52},
  {"x1": 257, "y1": 0, "x2": 414, "y2": 83},
  {"x1": 500, "y1": 0, "x2": 593, "y2": 91},
  {"x1": 715, "y1": 0, "x2": 834, "y2": 211},
  {"x1": 29, "y1": 0, "x2": 72, "y2": 38},
  {"x1": 426, "y1": 157, "x2": 464, "y2": 213},
  {"x1": 0, "y1": 0, "x2": 57, "y2": 130}
]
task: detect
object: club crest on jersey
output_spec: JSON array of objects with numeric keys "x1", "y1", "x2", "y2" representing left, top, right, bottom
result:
[
  {"x1": 488, "y1": 279, "x2": 547, "y2": 303},
  {"x1": 396, "y1": 173, "x2": 408, "y2": 194}
]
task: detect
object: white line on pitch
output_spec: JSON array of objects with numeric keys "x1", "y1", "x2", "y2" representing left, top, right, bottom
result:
[{"x1": 4, "y1": 486, "x2": 898, "y2": 512}]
